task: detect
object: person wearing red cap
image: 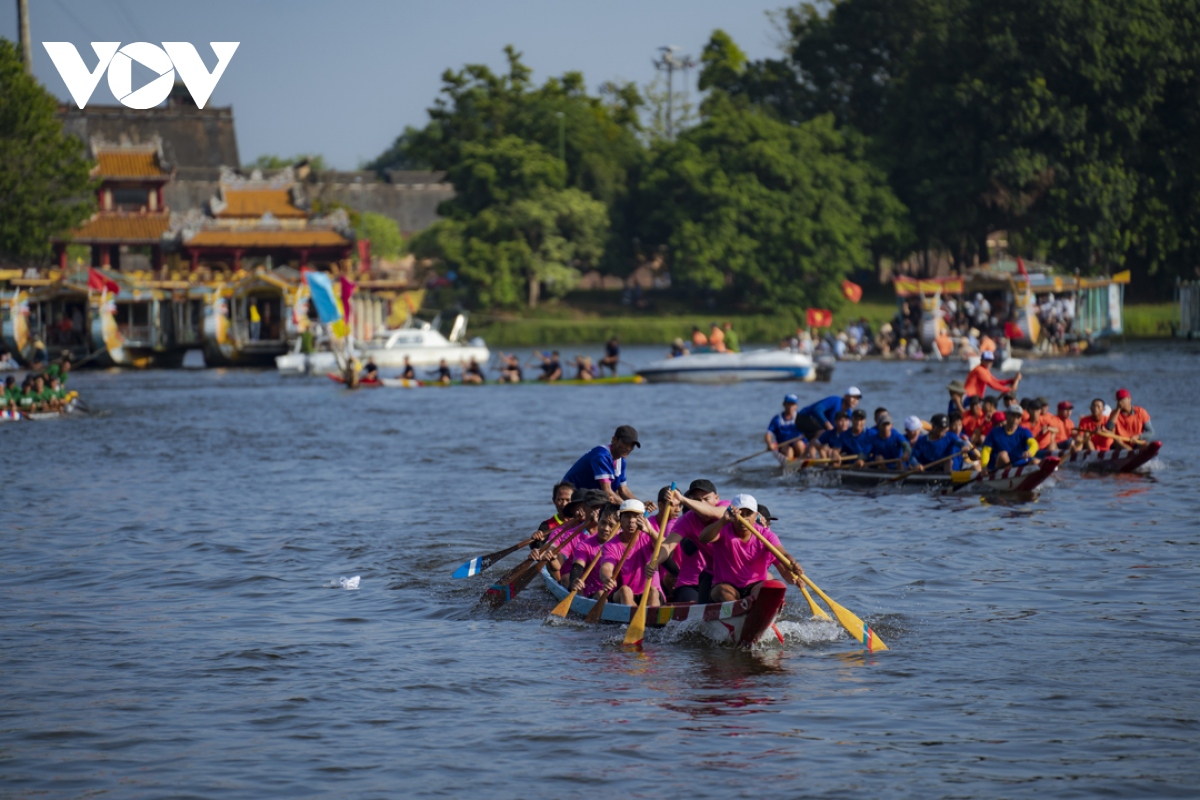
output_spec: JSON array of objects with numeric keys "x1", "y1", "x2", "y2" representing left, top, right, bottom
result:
[
  {"x1": 1105, "y1": 389, "x2": 1154, "y2": 450},
  {"x1": 964, "y1": 350, "x2": 1022, "y2": 398},
  {"x1": 1052, "y1": 401, "x2": 1077, "y2": 451}
]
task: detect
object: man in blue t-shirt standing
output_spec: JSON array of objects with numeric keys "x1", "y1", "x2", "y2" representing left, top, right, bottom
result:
[
  {"x1": 796, "y1": 387, "x2": 863, "y2": 438},
  {"x1": 766, "y1": 394, "x2": 806, "y2": 461},
  {"x1": 562, "y1": 425, "x2": 641, "y2": 504}
]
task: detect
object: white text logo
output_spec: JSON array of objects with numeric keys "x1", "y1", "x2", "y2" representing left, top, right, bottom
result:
[{"x1": 42, "y1": 42, "x2": 239, "y2": 109}]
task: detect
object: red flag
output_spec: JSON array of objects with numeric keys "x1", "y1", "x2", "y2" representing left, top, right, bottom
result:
[
  {"x1": 87, "y1": 267, "x2": 120, "y2": 295},
  {"x1": 1016, "y1": 257, "x2": 1028, "y2": 279},
  {"x1": 338, "y1": 275, "x2": 357, "y2": 322},
  {"x1": 356, "y1": 239, "x2": 371, "y2": 271},
  {"x1": 806, "y1": 308, "x2": 833, "y2": 328},
  {"x1": 841, "y1": 279, "x2": 863, "y2": 303}
]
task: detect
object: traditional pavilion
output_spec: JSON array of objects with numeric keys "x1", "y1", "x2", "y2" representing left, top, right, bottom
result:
[
  {"x1": 54, "y1": 137, "x2": 174, "y2": 272},
  {"x1": 173, "y1": 167, "x2": 353, "y2": 276}
]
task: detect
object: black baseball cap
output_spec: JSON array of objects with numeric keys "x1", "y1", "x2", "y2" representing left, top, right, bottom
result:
[
  {"x1": 614, "y1": 425, "x2": 641, "y2": 447},
  {"x1": 851, "y1": 409, "x2": 868, "y2": 420},
  {"x1": 757, "y1": 504, "x2": 779, "y2": 522},
  {"x1": 930, "y1": 413, "x2": 949, "y2": 428},
  {"x1": 583, "y1": 489, "x2": 609, "y2": 507},
  {"x1": 967, "y1": 395, "x2": 981, "y2": 406},
  {"x1": 686, "y1": 479, "x2": 716, "y2": 497}
]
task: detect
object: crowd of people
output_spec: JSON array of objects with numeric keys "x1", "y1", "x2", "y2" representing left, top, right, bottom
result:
[
  {"x1": 668, "y1": 322, "x2": 742, "y2": 357},
  {"x1": 523, "y1": 425, "x2": 804, "y2": 610},
  {"x1": 1, "y1": 352, "x2": 76, "y2": 419},
  {"x1": 763, "y1": 353, "x2": 1155, "y2": 473}
]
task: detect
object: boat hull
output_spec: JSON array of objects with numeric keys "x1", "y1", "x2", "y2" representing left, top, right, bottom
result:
[
  {"x1": 539, "y1": 569, "x2": 786, "y2": 647},
  {"x1": 358, "y1": 344, "x2": 490, "y2": 369},
  {"x1": 1055, "y1": 441, "x2": 1161, "y2": 473},
  {"x1": 785, "y1": 457, "x2": 1060, "y2": 494},
  {"x1": 637, "y1": 350, "x2": 816, "y2": 384}
]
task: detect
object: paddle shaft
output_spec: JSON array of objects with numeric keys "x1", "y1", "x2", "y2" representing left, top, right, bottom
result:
[
  {"x1": 550, "y1": 543, "x2": 608, "y2": 617},
  {"x1": 584, "y1": 535, "x2": 637, "y2": 624},
  {"x1": 730, "y1": 514, "x2": 802, "y2": 582},
  {"x1": 451, "y1": 537, "x2": 534, "y2": 578},
  {"x1": 730, "y1": 434, "x2": 807, "y2": 467},
  {"x1": 623, "y1": 485, "x2": 675, "y2": 646},
  {"x1": 887, "y1": 449, "x2": 966, "y2": 482},
  {"x1": 485, "y1": 521, "x2": 584, "y2": 606}
]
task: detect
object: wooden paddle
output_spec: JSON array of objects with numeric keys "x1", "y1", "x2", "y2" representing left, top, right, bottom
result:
[
  {"x1": 484, "y1": 521, "x2": 584, "y2": 608},
  {"x1": 623, "y1": 483, "x2": 675, "y2": 647},
  {"x1": 800, "y1": 584, "x2": 833, "y2": 621},
  {"x1": 886, "y1": 449, "x2": 966, "y2": 483},
  {"x1": 451, "y1": 537, "x2": 536, "y2": 579},
  {"x1": 729, "y1": 434, "x2": 807, "y2": 467},
  {"x1": 730, "y1": 514, "x2": 887, "y2": 651},
  {"x1": 584, "y1": 535, "x2": 637, "y2": 624},
  {"x1": 549, "y1": 542, "x2": 607, "y2": 618},
  {"x1": 1093, "y1": 429, "x2": 1143, "y2": 446}
]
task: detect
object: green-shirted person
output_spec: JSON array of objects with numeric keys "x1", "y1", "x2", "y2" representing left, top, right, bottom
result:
[
  {"x1": 722, "y1": 321, "x2": 740, "y2": 353},
  {"x1": 2, "y1": 375, "x2": 16, "y2": 412},
  {"x1": 46, "y1": 351, "x2": 71, "y2": 386},
  {"x1": 47, "y1": 377, "x2": 67, "y2": 409},
  {"x1": 17, "y1": 381, "x2": 36, "y2": 413}
]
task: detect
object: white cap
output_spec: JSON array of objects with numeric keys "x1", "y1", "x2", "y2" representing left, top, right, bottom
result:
[
  {"x1": 730, "y1": 493, "x2": 758, "y2": 513},
  {"x1": 1103, "y1": 404, "x2": 1112, "y2": 417},
  {"x1": 981, "y1": 350, "x2": 995, "y2": 361},
  {"x1": 846, "y1": 386, "x2": 862, "y2": 398},
  {"x1": 904, "y1": 415, "x2": 923, "y2": 433},
  {"x1": 618, "y1": 499, "x2": 645, "y2": 515}
]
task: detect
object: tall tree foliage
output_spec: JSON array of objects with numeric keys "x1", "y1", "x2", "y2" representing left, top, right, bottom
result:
[{"x1": 0, "y1": 39, "x2": 95, "y2": 264}]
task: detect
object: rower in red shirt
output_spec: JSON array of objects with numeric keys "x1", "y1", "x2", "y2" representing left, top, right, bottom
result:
[
  {"x1": 1077, "y1": 398, "x2": 1112, "y2": 451},
  {"x1": 1052, "y1": 401, "x2": 1076, "y2": 451},
  {"x1": 960, "y1": 396, "x2": 985, "y2": 442},
  {"x1": 964, "y1": 350, "x2": 1022, "y2": 398},
  {"x1": 1105, "y1": 388, "x2": 1154, "y2": 450}
]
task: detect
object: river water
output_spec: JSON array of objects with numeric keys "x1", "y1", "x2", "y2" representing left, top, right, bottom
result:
[{"x1": 2, "y1": 342, "x2": 1197, "y2": 798}]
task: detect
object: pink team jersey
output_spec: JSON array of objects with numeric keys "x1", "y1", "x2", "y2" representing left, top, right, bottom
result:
[
  {"x1": 708, "y1": 522, "x2": 781, "y2": 588},
  {"x1": 601, "y1": 531, "x2": 664, "y2": 600},
  {"x1": 569, "y1": 532, "x2": 622, "y2": 596},
  {"x1": 669, "y1": 501, "x2": 731, "y2": 586}
]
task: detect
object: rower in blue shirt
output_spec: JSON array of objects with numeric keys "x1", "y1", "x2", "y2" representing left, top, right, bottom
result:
[
  {"x1": 981, "y1": 408, "x2": 1039, "y2": 470},
  {"x1": 833, "y1": 409, "x2": 873, "y2": 465},
  {"x1": 796, "y1": 386, "x2": 863, "y2": 438},
  {"x1": 766, "y1": 394, "x2": 807, "y2": 461},
  {"x1": 562, "y1": 425, "x2": 641, "y2": 504},
  {"x1": 814, "y1": 411, "x2": 850, "y2": 457},
  {"x1": 864, "y1": 415, "x2": 912, "y2": 469},
  {"x1": 911, "y1": 413, "x2": 977, "y2": 473}
]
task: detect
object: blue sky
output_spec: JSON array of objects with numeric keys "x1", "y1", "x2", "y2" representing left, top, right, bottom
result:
[{"x1": 4, "y1": 1, "x2": 792, "y2": 169}]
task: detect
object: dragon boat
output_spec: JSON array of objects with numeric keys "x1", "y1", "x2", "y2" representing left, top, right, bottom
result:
[
  {"x1": 327, "y1": 373, "x2": 642, "y2": 388},
  {"x1": 538, "y1": 568, "x2": 787, "y2": 647},
  {"x1": 1053, "y1": 441, "x2": 1161, "y2": 473},
  {"x1": 783, "y1": 456, "x2": 1061, "y2": 495}
]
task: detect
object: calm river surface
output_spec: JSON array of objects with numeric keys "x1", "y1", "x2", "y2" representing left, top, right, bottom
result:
[{"x1": 2, "y1": 342, "x2": 1198, "y2": 798}]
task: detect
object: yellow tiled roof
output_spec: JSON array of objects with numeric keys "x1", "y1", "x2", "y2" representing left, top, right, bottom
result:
[
  {"x1": 68, "y1": 214, "x2": 171, "y2": 242},
  {"x1": 186, "y1": 230, "x2": 350, "y2": 248},
  {"x1": 217, "y1": 189, "x2": 308, "y2": 218},
  {"x1": 95, "y1": 151, "x2": 166, "y2": 178}
]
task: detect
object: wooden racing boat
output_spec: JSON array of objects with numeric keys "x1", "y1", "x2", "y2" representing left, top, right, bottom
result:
[
  {"x1": 784, "y1": 456, "x2": 1061, "y2": 494},
  {"x1": 330, "y1": 373, "x2": 642, "y2": 388},
  {"x1": 539, "y1": 568, "x2": 786, "y2": 647},
  {"x1": 1053, "y1": 441, "x2": 1161, "y2": 473}
]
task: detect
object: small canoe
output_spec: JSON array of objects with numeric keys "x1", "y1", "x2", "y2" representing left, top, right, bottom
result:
[
  {"x1": 539, "y1": 568, "x2": 786, "y2": 647},
  {"x1": 785, "y1": 456, "x2": 1060, "y2": 494},
  {"x1": 326, "y1": 372, "x2": 384, "y2": 387},
  {"x1": 1054, "y1": 441, "x2": 1161, "y2": 473}
]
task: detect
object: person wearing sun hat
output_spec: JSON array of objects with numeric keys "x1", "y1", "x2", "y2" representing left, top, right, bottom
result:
[
  {"x1": 765, "y1": 393, "x2": 807, "y2": 462},
  {"x1": 946, "y1": 379, "x2": 967, "y2": 417},
  {"x1": 699, "y1": 493, "x2": 804, "y2": 603},
  {"x1": 1105, "y1": 388, "x2": 1154, "y2": 450}
]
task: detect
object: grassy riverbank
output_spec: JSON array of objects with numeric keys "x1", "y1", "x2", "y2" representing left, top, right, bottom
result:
[{"x1": 1122, "y1": 303, "x2": 1175, "y2": 338}]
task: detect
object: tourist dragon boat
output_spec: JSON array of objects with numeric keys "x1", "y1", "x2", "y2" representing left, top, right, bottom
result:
[
  {"x1": 636, "y1": 349, "x2": 822, "y2": 383},
  {"x1": 1054, "y1": 441, "x2": 1161, "y2": 473},
  {"x1": 783, "y1": 456, "x2": 1061, "y2": 494},
  {"x1": 539, "y1": 568, "x2": 787, "y2": 647}
]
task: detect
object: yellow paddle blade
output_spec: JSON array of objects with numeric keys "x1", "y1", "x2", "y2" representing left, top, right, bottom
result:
[
  {"x1": 623, "y1": 531, "x2": 666, "y2": 647},
  {"x1": 951, "y1": 469, "x2": 974, "y2": 483},
  {"x1": 550, "y1": 590, "x2": 578, "y2": 618},
  {"x1": 800, "y1": 584, "x2": 833, "y2": 621},
  {"x1": 801, "y1": 576, "x2": 888, "y2": 652}
]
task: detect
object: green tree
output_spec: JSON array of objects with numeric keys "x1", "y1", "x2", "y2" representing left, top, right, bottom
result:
[
  {"x1": 636, "y1": 94, "x2": 907, "y2": 313},
  {"x1": 246, "y1": 153, "x2": 328, "y2": 173},
  {"x1": 363, "y1": 212, "x2": 403, "y2": 260},
  {"x1": 0, "y1": 38, "x2": 95, "y2": 264},
  {"x1": 412, "y1": 137, "x2": 608, "y2": 308}
]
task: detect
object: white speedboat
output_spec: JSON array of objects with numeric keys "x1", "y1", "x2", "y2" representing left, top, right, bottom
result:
[
  {"x1": 358, "y1": 312, "x2": 489, "y2": 369},
  {"x1": 275, "y1": 337, "x2": 358, "y2": 376},
  {"x1": 636, "y1": 349, "x2": 818, "y2": 383}
]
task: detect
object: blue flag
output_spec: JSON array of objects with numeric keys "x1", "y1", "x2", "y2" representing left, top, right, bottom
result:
[{"x1": 304, "y1": 271, "x2": 342, "y2": 324}]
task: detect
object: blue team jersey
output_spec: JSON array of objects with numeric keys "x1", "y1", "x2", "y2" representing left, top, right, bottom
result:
[
  {"x1": 767, "y1": 413, "x2": 804, "y2": 446},
  {"x1": 982, "y1": 425, "x2": 1035, "y2": 469},
  {"x1": 817, "y1": 428, "x2": 843, "y2": 448},
  {"x1": 798, "y1": 395, "x2": 843, "y2": 426},
  {"x1": 562, "y1": 445, "x2": 627, "y2": 490},
  {"x1": 912, "y1": 432, "x2": 965, "y2": 466},
  {"x1": 837, "y1": 429, "x2": 872, "y2": 456},
  {"x1": 865, "y1": 430, "x2": 911, "y2": 465}
]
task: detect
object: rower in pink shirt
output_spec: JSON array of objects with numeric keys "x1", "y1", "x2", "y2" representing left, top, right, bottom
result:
[
  {"x1": 644, "y1": 479, "x2": 729, "y2": 603},
  {"x1": 699, "y1": 493, "x2": 803, "y2": 603},
  {"x1": 600, "y1": 499, "x2": 665, "y2": 607},
  {"x1": 646, "y1": 484, "x2": 683, "y2": 594},
  {"x1": 564, "y1": 503, "x2": 623, "y2": 598}
]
